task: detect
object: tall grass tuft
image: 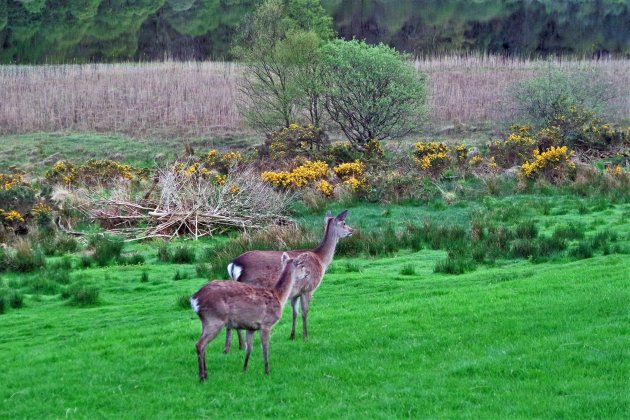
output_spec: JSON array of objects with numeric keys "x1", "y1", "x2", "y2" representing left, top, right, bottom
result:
[
  {"x1": 64, "y1": 284, "x2": 100, "y2": 307},
  {"x1": 90, "y1": 235, "x2": 124, "y2": 267}
]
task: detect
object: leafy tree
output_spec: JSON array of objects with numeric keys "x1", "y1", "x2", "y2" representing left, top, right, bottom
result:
[
  {"x1": 319, "y1": 39, "x2": 427, "y2": 151},
  {"x1": 234, "y1": 0, "x2": 334, "y2": 131}
]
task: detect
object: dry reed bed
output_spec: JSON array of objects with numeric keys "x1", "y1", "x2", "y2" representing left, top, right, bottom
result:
[
  {"x1": 1, "y1": 57, "x2": 628, "y2": 138},
  {"x1": 0, "y1": 61, "x2": 243, "y2": 137},
  {"x1": 417, "y1": 56, "x2": 630, "y2": 125}
]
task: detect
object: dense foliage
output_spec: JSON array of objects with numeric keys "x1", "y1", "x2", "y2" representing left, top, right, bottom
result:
[
  {"x1": 1, "y1": 0, "x2": 628, "y2": 63},
  {"x1": 320, "y1": 39, "x2": 427, "y2": 150}
]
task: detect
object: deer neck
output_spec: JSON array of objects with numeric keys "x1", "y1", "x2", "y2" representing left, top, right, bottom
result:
[
  {"x1": 273, "y1": 266, "x2": 296, "y2": 305},
  {"x1": 313, "y1": 220, "x2": 339, "y2": 270}
]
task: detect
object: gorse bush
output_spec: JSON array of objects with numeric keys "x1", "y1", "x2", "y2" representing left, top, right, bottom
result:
[{"x1": 520, "y1": 146, "x2": 576, "y2": 184}]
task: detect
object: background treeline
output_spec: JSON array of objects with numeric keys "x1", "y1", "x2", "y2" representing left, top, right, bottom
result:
[{"x1": 1, "y1": 0, "x2": 628, "y2": 64}]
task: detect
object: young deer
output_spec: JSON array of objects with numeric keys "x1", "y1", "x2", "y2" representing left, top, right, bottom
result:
[
  {"x1": 224, "y1": 210, "x2": 353, "y2": 353},
  {"x1": 190, "y1": 252, "x2": 310, "y2": 381}
]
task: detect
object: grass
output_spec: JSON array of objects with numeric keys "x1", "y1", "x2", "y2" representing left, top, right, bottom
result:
[
  {"x1": 0, "y1": 196, "x2": 628, "y2": 417},
  {"x1": 0, "y1": 248, "x2": 628, "y2": 417}
]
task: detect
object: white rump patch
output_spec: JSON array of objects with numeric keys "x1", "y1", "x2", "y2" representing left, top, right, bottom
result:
[
  {"x1": 227, "y1": 263, "x2": 242, "y2": 281},
  {"x1": 190, "y1": 297, "x2": 200, "y2": 314}
]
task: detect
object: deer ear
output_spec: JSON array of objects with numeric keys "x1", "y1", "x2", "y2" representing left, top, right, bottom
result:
[
  {"x1": 281, "y1": 252, "x2": 289, "y2": 265},
  {"x1": 335, "y1": 210, "x2": 348, "y2": 221}
]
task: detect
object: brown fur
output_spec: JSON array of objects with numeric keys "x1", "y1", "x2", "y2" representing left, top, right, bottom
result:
[
  {"x1": 191, "y1": 253, "x2": 309, "y2": 381},
  {"x1": 225, "y1": 211, "x2": 352, "y2": 352}
]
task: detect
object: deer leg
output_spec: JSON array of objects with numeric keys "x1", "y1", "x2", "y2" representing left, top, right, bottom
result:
[
  {"x1": 224, "y1": 327, "x2": 232, "y2": 354},
  {"x1": 242, "y1": 330, "x2": 255, "y2": 372},
  {"x1": 237, "y1": 329, "x2": 245, "y2": 350},
  {"x1": 196, "y1": 319, "x2": 224, "y2": 382},
  {"x1": 261, "y1": 327, "x2": 271, "y2": 375},
  {"x1": 300, "y1": 292, "x2": 313, "y2": 340},
  {"x1": 289, "y1": 296, "x2": 299, "y2": 340}
]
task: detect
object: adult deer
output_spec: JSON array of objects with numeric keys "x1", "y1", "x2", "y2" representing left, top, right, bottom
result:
[
  {"x1": 224, "y1": 210, "x2": 352, "y2": 353},
  {"x1": 191, "y1": 252, "x2": 310, "y2": 380}
]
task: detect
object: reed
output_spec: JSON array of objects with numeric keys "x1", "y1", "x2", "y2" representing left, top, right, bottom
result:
[{"x1": 1, "y1": 56, "x2": 628, "y2": 138}]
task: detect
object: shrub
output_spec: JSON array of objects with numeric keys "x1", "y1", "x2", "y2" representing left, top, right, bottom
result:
[
  {"x1": 0, "y1": 295, "x2": 6, "y2": 314},
  {"x1": 520, "y1": 146, "x2": 576, "y2": 184},
  {"x1": 413, "y1": 142, "x2": 451, "y2": 179},
  {"x1": 489, "y1": 125, "x2": 537, "y2": 167},
  {"x1": 264, "y1": 124, "x2": 330, "y2": 160},
  {"x1": 509, "y1": 67, "x2": 614, "y2": 129},
  {"x1": 140, "y1": 271, "x2": 149, "y2": 283},
  {"x1": 320, "y1": 39, "x2": 427, "y2": 150},
  {"x1": 262, "y1": 160, "x2": 329, "y2": 189}
]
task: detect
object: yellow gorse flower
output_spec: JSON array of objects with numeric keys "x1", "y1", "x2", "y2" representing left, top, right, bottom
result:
[
  {"x1": 262, "y1": 160, "x2": 329, "y2": 189},
  {"x1": 31, "y1": 202, "x2": 52, "y2": 215},
  {"x1": 2, "y1": 210, "x2": 24, "y2": 223},
  {"x1": 333, "y1": 160, "x2": 365, "y2": 179},
  {"x1": 0, "y1": 173, "x2": 25, "y2": 190},
  {"x1": 316, "y1": 179, "x2": 334, "y2": 197},
  {"x1": 521, "y1": 146, "x2": 575, "y2": 178}
]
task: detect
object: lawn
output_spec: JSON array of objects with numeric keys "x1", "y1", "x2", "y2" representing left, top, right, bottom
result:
[{"x1": 1, "y1": 198, "x2": 629, "y2": 418}]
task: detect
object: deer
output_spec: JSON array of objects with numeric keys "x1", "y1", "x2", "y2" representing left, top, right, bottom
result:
[
  {"x1": 224, "y1": 210, "x2": 353, "y2": 353},
  {"x1": 190, "y1": 252, "x2": 311, "y2": 381}
]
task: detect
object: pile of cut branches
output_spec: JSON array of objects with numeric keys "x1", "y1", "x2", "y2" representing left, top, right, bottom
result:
[{"x1": 77, "y1": 164, "x2": 293, "y2": 241}]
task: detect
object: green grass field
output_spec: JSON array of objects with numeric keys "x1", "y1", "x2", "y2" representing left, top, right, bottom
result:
[
  {"x1": 1, "y1": 196, "x2": 629, "y2": 418},
  {"x1": 0, "y1": 133, "x2": 258, "y2": 173}
]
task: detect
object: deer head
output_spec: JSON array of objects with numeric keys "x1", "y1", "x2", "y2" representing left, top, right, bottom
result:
[
  {"x1": 325, "y1": 210, "x2": 353, "y2": 239},
  {"x1": 281, "y1": 252, "x2": 310, "y2": 282}
]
